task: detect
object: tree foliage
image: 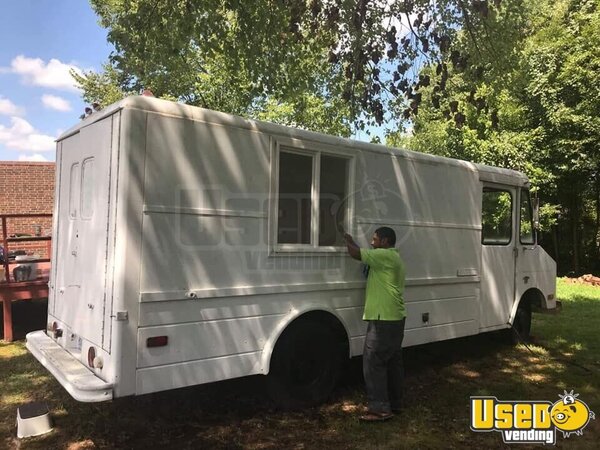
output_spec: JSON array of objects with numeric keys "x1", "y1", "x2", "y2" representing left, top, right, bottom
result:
[
  {"x1": 400, "y1": 0, "x2": 600, "y2": 274},
  {"x1": 81, "y1": 0, "x2": 531, "y2": 132},
  {"x1": 79, "y1": 0, "x2": 600, "y2": 273}
]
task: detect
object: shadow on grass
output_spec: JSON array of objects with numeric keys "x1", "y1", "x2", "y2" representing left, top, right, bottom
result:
[
  {"x1": 3, "y1": 283, "x2": 599, "y2": 449},
  {"x1": 5, "y1": 331, "x2": 598, "y2": 450}
]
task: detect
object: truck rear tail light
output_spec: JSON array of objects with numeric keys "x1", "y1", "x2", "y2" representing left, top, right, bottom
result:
[
  {"x1": 147, "y1": 336, "x2": 168, "y2": 348},
  {"x1": 51, "y1": 322, "x2": 62, "y2": 338},
  {"x1": 88, "y1": 347, "x2": 96, "y2": 367},
  {"x1": 93, "y1": 356, "x2": 104, "y2": 369}
]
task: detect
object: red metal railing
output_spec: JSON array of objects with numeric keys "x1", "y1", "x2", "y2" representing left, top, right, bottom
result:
[{"x1": 1, "y1": 213, "x2": 52, "y2": 284}]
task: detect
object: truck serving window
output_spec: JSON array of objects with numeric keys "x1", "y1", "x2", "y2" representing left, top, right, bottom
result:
[
  {"x1": 80, "y1": 158, "x2": 95, "y2": 219},
  {"x1": 482, "y1": 188, "x2": 512, "y2": 245},
  {"x1": 319, "y1": 155, "x2": 348, "y2": 246},
  {"x1": 277, "y1": 151, "x2": 313, "y2": 244},
  {"x1": 69, "y1": 163, "x2": 79, "y2": 219},
  {"x1": 519, "y1": 189, "x2": 535, "y2": 244},
  {"x1": 277, "y1": 148, "x2": 350, "y2": 248}
]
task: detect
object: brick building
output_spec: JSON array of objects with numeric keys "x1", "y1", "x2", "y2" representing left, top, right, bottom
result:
[{"x1": 0, "y1": 162, "x2": 55, "y2": 259}]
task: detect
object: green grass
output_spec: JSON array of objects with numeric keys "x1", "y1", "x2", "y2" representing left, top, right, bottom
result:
[{"x1": 1, "y1": 279, "x2": 599, "y2": 449}]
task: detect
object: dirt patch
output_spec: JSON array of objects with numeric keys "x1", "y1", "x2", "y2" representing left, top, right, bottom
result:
[
  {"x1": 564, "y1": 274, "x2": 600, "y2": 287},
  {"x1": 66, "y1": 440, "x2": 96, "y2": 450}
]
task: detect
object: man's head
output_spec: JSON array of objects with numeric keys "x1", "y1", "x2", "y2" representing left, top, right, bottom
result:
[{"x1": 371, "y1": 227, "x2": 396, "y2": 248}]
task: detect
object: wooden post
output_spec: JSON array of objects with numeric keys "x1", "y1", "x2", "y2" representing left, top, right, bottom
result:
[
  {"x1": 2, "y1": 217, "x2": 9, "y2": 283},
  {"x1": 2, "y1": 298, "x2": 12, "y2": 342}
]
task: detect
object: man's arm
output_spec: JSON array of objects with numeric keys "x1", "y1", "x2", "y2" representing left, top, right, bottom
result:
[{"x1": 343, "y1": 233, "x2": 362, "y2": 261}]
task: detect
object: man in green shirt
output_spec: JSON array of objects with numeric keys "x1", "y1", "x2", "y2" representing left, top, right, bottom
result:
[{"x1": 343, "y1": 226, "x2": 406, "y2": 422}]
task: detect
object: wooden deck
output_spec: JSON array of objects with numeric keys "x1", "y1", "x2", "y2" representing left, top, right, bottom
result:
[
  {"x1": 1, "y1": 213, "x2": 52, "y2": 342},
  {"x1": 1, "y1": 279, "x2": 49, "y2": 342}
]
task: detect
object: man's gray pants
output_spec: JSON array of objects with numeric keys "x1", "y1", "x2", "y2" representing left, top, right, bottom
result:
[{"x1": 363, "y1": 319, "x2": 406, "y2": 414}]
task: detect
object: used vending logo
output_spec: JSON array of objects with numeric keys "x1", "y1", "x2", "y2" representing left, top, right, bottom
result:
[{"x1": 470, "y1": 391, "x2": 595, "y2": 445}]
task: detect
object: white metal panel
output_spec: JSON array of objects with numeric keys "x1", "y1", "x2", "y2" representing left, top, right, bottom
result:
[
  {"x1": 404, "y1": 320, "x2": 479, "y2": 346},
  {"x1": 353, "y1": 151, "x2": 481, "y2": 228},
  {"x1": 137, "y1": 290, "x2": 361, "y2": 370},
  {"x1": 357, "y1": 226, "x2": 481, "y2": 283},
  {"x1": 101, "y1": 113, "x2": 122, "y2": 352},
  {"x1": 138, "y1": 112, "x2": 482, "y2": 309},
  {"x1": 137, "y1": 315, "x2": 284, "y2": 368},
  {"x1": 76, "y1": 118, "x2": 113, "y2": 348},
  {"x1": 140, "y1": 213, "x2": 355, "y2": 295},
  {"x1": 143, "y1": 113, "x2": 270, "y2": 207},
  {"x1": 405, "y1": 295, "x2": 478, "y2": 329},
  {"x1": 48, "y1": 142, "x2": 63, "y2": 316},
  {"x1": 54, "y1": 118, "x2": 114, "y2": 348},
  {"x1": 107, "y1": 108, "x2": 148, "y2": 398},
  {"x1": 138, "y1": 289, "x2": 361, "y2": 327},
  {"x1": 33, "y1": 96, "x2": 558, "y2": 404},
  {"x1": 480, "y1": 185, "x2": 517, "y2": 330},
  {"x1": 54, "y1": 136, "x2": 80, "y2": 325},
  {"x1": 134, "y1": 103, "x2": 487, "y2": 384},
  {"x1": 513, "y1": 248, "x2": 557, "y2": 313},
  {"x1": 510, "y1": 187, "x2": 557, "y2": 314},
  {"x1": 136, "y1": 352, "x2": 262, "y2": 395}
]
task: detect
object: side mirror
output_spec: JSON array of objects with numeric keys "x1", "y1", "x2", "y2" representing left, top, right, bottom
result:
[{"x1": 533, "y1": 195, "x2": 540, "y2": 231}]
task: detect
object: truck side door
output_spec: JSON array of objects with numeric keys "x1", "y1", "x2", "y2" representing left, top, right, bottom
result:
[
  {"x1": 479, "y1": 185, "x2": 517, "y2": 330},
  {"x1": 53, "y1": 117, "x2": 113, "y2": 349}
]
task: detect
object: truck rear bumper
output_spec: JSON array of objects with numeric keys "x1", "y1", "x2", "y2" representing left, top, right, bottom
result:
[{"x1": 26, "y1": 330, "x2": 113, "y2": 402}]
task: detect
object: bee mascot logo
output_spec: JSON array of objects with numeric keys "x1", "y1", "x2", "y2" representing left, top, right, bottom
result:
[
  {"x1": 470, "y1": 390, "x2": 595, "y2": 445},
  {"x1": 550, "y1": 390, "x2": 595, "y2": 438}
]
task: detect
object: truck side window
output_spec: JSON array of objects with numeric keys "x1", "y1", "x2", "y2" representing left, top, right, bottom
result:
[
  {"x1": 520, "y1": 189, "x2": 535, "y2": 244},
  {"x1": 69, "y1": 163, "x2": 80, "y2": 219},
  {"x1": 80, "y1": 158, "x2": 95, "y2": 219},
  {"x1": 318, "y1": 155, "x2": 348, "y2": 246},
  {"x1": 277, "y1": 148, "x2": 350, "y2": 247},
  {"x1": 277, "y1": 151, "x2": 313, "y2": 244},
  {"x1": 482, "y1": 188, "x2": 512, "y2": 245}
]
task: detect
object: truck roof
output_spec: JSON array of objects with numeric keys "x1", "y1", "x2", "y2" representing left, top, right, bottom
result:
[{"x1": 59, "y1": 96, "x2": 529, "y2": 187}]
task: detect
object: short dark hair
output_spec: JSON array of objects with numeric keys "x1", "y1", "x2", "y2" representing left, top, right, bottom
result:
[{"x1": 375, "y1": 226, "x2": 396, "y2": 246}]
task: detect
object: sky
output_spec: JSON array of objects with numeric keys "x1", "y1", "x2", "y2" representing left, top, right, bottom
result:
[
  {"x1": 0, "y1": 1, "x2": 410, "y2": 162},
  {"x1": 0, "y1": 1, "x2": 112, "y2": 162}
]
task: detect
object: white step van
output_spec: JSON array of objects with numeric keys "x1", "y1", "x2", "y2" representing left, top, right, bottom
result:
[{"x1": 26, "y1": 96, "x2": 557, "y2": 405}]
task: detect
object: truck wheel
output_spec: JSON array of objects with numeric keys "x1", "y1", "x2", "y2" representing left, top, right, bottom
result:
[
  {"x1": 267, "y1": 320, "x2": 344, "y2": 409},
  {"x1": 510, "y1": 304, "x2": 532, "y2": 344}
]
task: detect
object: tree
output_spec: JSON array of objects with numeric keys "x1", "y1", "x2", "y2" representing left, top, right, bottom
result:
[
  {"x1": 72, "y1": 63, "x2": 135, "y2": 107},
  {"x1": 78, "y1": 0, "x2": 599, "y2": 273},
  {"x1": 400, "y1": 0, "x2": 600, "y2": 274},
  {"x1": 82, "y1": 0, "x2": 530, "y2": 131},
  {"x1": 524, "y1": 0, "x2": 600, "y2": 273}
]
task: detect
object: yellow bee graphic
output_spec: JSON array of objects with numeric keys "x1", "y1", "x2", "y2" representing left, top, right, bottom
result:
[{"x1": 550, "y1": 390, "x2": 595, "y2": 437}]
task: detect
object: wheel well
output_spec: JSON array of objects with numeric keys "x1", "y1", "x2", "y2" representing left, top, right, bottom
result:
[
  {"x1": 275, "y1": 311, "x2": 349, "y2": 357},
  {"x1": 518, "y1": 288, "x2": 545, "y2": 311},
  {"x1": 266, "y1": 311, "x2": 349, "y2": 408}
]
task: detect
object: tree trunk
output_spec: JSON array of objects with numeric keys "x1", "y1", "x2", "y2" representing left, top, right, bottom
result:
[
  {"x1": 595, "y1": 170, "x2": 600, "y2": 267},
  {"x1": 572, "y1": 187, "x2": 580, "y2": 275}
]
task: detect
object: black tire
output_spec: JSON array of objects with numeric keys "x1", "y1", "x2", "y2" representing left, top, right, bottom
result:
[
  {"x1": 266, "y1": 320, "x2": 344, "y2": 409},
  {"x1": 510, "y1": 304, "x2": 532, "y2": 344}
]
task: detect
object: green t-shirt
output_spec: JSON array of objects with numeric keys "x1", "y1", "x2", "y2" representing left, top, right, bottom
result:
[{"x1": 360, "y1": 247, "x2": 406, "y2": 321}]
